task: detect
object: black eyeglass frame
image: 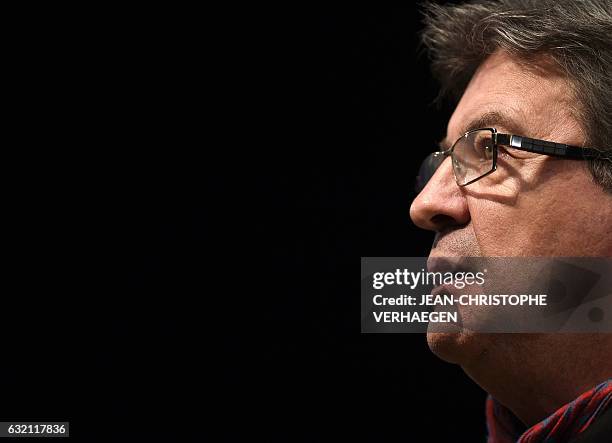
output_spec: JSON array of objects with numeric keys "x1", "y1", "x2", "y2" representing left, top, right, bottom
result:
[{"x1": 433, "y1": 127, "x2": 606, "y2": 188}]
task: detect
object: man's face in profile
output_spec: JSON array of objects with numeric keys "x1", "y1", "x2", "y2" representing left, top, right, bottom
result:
[
  {"x1": 410, "y1": 50, "x2": 612, "y2": 259},
  {"x1": 409, "y1": 49, "x2": 612, "y2": 362}
]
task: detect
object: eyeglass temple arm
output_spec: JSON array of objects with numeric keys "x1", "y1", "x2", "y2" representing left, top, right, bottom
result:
[{"x1": 495, "y1": 133, "x2": 606, "y2": 160}]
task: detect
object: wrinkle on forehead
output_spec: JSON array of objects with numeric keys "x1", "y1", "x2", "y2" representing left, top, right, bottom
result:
[{"x1": 446, "y1": 50, "x2": 583, "y2": 146}]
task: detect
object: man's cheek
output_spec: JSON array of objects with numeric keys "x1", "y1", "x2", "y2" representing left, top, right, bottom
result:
[
  {"x1": 477, "y1": 163, "x2": 522, "y2": 203},
  {"x1": 469, "y1": 200, "x2": 519, "y2": 255}
]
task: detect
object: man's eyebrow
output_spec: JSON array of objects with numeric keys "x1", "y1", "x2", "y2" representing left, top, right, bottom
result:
[
  {"x1": 461, "y1": 110, "x2": 525, "y2": 135},
  {"x1": 438, "y1": 110, "x2": 526, "y2": 149}
]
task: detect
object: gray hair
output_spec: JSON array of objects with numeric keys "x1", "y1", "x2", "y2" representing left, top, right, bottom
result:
[{"x1": 420, "y1": 0, "x2": 612, "y2": 192}]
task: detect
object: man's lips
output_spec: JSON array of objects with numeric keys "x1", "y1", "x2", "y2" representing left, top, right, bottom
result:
[
  {"x1": 431, "y1": 283, "x2": 456, "y2": 296},
  {"x1": 427, "y1": 256, "x2": 460, "y2": 273}
]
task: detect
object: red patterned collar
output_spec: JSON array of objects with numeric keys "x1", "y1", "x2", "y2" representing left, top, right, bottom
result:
[{"x1": 486, "y1": 379, "x2": 612, "y2": 443}]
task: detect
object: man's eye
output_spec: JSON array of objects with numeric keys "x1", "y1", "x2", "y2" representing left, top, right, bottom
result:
[{"x1": 475, "y1": 137, "x2": 494, "y2": 160}]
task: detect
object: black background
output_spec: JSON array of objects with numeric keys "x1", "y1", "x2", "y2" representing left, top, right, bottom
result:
[{"x1": 3, "y1": 4, "x2": 487, "y2": 442}]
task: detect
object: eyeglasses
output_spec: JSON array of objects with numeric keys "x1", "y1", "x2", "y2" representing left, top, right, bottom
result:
[{"x1": 415, "y1": 127, "x2": 608, "y2": 193}]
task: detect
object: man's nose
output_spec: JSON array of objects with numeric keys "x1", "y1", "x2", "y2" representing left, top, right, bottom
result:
[{"x1": 410, "y1": 157, "x2": 470, "y2": 231}]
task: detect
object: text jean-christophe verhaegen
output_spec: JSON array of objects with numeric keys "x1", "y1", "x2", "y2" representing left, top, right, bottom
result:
[{"x1": 371, "y1": 268, "x2": 548, "y2": 323}]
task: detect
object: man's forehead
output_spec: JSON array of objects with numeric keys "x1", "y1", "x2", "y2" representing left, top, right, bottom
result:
[{"x1": 443, "y1": 50, "x2": 573, "y2": 147}]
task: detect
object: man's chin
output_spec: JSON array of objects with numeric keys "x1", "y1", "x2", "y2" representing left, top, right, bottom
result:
[
  {"x1": 426, "y1": 332, "x2": 464, "y2": 364},
  {"x1": 426, "y1": 330, "x2": 488, "y2": 366}
]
